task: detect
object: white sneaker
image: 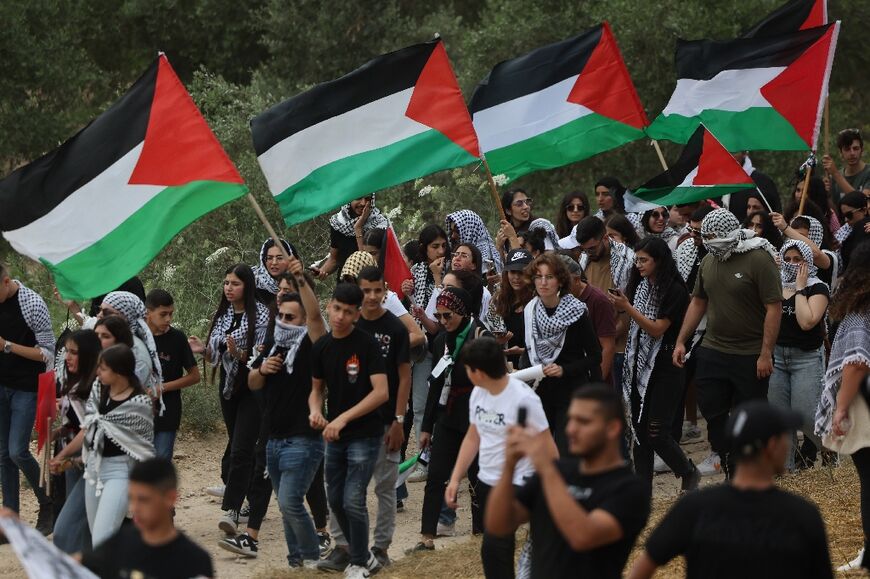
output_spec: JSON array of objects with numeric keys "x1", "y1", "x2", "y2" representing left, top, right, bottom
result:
[
  {"x1": 654, "y1": 453, "x2": 671, "y2": 474},
  {"x1": 205, "y1": 484, "x2": 225, "y2": 498},
  {"x1": 436, "y1": 521, "x2": 455, "y2": 537},
  {"x1": 697, "y1": 453, "x2": 722, "y2": 477},
  {"x1": 681, "y1": 423, "x2": 702, "y2": 443},
  {"x1": 837, "y1": 548, "x2": 865, "y2": 571},
  {"x1": 407, "y1": 465, "x2": 428, "y2": 483},
  {"x1": 343, "y1": 563, "x2": 371, "y2": 578}
]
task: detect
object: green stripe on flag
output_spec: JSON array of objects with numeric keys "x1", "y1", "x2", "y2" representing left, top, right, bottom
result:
[
  {"x1": 485, "y1": 113, "x2": 645, "y2": 182},
  {"x1": 646, "y1": 107, "x2": 808, "y2": 151},
  {"x1": 47, "y1": 180, "x2": 248, "y2": 300},
  {"x1": 274, "y1": 129, "x2": 479, "y2": 227},
  {"x1": 635, "y1": 183, "x2": 755, "y2": 207}
]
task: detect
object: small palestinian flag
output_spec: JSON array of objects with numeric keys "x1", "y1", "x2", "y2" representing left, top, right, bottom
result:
[
  {"x1": 633, "y1": 125, "x2": 754, "y2": 206},
  {"x1": 379, "y1": 227, "x2": 412, "y2": 300},
  {"x1": 0, "y1": 55, "x2": 247, "y2": 300},
  {"x1": 470, "y1": 22, "x2": 648, "y2": 182},
  {"x1": 252, "y1": 39, "x2": 480, "y2": 227},
  {"x1": 742, "y1": 0, "x2": 827, "y2": 38},
  {"x1": 646, "y1": 22, "x2": 839, "y2": 151}
]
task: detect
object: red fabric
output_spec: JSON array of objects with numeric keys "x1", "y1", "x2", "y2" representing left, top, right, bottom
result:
[
  {"x1": 35, "y1": 370, "x2": 57, "y2": 454},
  {"x1": 694, "y1": 128, "x2": 754, "y2": 186},
  {"x1": 382, "y1": 227, "x2": 412, "y2": 300}
]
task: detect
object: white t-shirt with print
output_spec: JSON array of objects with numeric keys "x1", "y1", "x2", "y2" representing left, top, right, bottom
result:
[{"x1": 470, "y1": 376, "x2": 549, "y2": 486}]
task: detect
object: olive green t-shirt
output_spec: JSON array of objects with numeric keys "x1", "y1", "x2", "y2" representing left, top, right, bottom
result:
[{"x1": 693, "y1": 249, "x2": 782, "y2": 355}]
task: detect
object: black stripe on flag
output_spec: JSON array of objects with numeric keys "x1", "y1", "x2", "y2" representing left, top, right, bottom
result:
[
  {"x1": 636, "y1": 126, "x2": 704, "y2": 191},
  {"x1": 674, "y1": 23, "x2": 833, "y2": 81},
  {"x1": 469, "y1": 25, "x2": 602, "y2": 113},
  {"x1": 251, "y1": 40, "x2": 438, "y2": 156},
  {"x1": 742, "y1": 0, "x2": 819, "y2": 38},
  {"x1": 0, "y1": 61, "x2": 156, "y2": 232}
]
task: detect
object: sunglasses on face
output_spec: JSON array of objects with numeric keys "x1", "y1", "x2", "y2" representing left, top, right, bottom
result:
[
  {"x1": 650, "y1": 210, "x2": 668, "y2": 219},
  {"x1": 276, "y1": 313, "x2": 297, "y2": 322},
  {"x1": 567, "y1": 204, "x2": 586, "y2": 212},
  {"x1": 433, "y1": 312, "x2": 453, "y2": 322},
  {"x1": 512, "y1": 198, "x2": 533, "y2": 207}
]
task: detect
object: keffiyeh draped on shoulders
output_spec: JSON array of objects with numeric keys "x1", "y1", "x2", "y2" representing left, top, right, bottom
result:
[
  {"x1": 329, "y1": 203, "x2": 389, "y2": 238},
  {"x1": 523, "y1": 295, "x2": 587, "y2": 366},
  {"x1": 253, "y1": 238, "x2": 298, "y2": 295},
  {"x1": 815, "y1": 312, "x2": 870, "y2": 438},
  {"x1": 622, "y1": 278, "x2": 665, "y2": 438},
  {"x1": 12, "y1": 281, "x2": 54, "y2": 367},
  {"x1": 208, "y1": 302, "x2": 270, "y2": 399}
]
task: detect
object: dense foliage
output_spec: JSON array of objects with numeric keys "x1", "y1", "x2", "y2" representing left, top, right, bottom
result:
[{"x1": 2, "y1": 0, "x2": 867, "y2": 428}]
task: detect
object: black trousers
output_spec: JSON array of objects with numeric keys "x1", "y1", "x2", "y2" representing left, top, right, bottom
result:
[
  {"x1": 540, "y1": 396, "x2": 570, "y2": 458},
  {"x1": 245, "y1": 391, "x2": 273, "y2": 531},
  {"x1": 631, "y1": 357, "x2": 691, "y2": 494},
  {"x1": 853, "y1": 447, "x2": 870, "y2": 569},
  {"x1": 306, "y1": 459, "x2": 328, "y2": 529},
  {"x1": 421, "y1": 421, "x2": 480, "y2": 536},
  {"x1": 220, "y1": 385, "x2": 261, "y2": 513},
  {"x1": 695, "y1": 347, "x2": 770, "y2": 474},
  {"x1": 476, "y1": 481, "x2": 516, "y2": 579}
]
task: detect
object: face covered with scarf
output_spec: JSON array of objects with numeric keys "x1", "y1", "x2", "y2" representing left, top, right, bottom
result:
[
  {"x1": 779, "y1": 239, "x2": 822, "y2": 289},
  {"x1": 701, "y1": 208, "x2": 776, "y2": 262}
]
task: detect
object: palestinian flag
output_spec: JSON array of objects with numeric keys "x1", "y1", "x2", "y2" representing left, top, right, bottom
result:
[
  {"x1": 633, "y1": 125, "x2": 754, "y2": 206},
  {"x1": 252, "y1": 39, "x2": 480, "y2": 227},
  {"x1": 0, "y1": 55, "x2": 247, "y2": 300},
  {"x1": 742, "y1": 0, "x2": 827, "y2": 37},
  {"x1": 470, "y1": 22, "x2": 648, "y2": 182},
  {"x1": 379, "y1": 226, "x2": 412, "y2": 300},
  {"x1": 646, "y1": 22, "x2": 839, "y2": 151}
]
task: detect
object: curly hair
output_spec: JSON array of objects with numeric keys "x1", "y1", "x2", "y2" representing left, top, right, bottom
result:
[
  {"x1": 526, "y1": 253, "x2": 572, "y2": 297},
  {"x1": 830, "y1": 242, "x2": 870, "y2": 320}
]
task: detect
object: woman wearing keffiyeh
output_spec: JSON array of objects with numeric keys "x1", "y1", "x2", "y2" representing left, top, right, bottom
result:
[
  {"x1": 815, "y1": 243, "x2": 870, "y2": 572},
  {"x1": 523, "y1": 253, "x2": 601, "y2": 455},
  {"x1": 446, "y1": 210, "x2": 503, "y2": 274},
  {"x1": 203, "y1": 264, "x2": 269, "y2": 531},
  {"x1": 311, "y1": 196, "x2": 389, "y2": 280},
  {"x1": 252, "y1": 237, "x2": 301, "y2": 304},
  {"x1": 608, "y1": 238, "x2": 699, "y2": 493}
]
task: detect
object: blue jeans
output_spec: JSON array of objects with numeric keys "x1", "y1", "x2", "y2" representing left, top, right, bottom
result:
[
  {"x1": 85, "y1": 455, "x2": 134, "y2": 548},
  {"x1": 411, "y1": 353, "x2": 433, "y2": 442},
  {"x1": 0, "y1": 387, "x2": 48, "y2": 511},
  {"x1": 266, "y1": 436, "x2": 324, "y2": 565},
  {"x1": 53, "y1": 467, "x2": 91, "y2": 553},
  {"x1": 326, "y1": 436, "x2": 379, "y2": 566},
  {"x1": 768, "y1": 345, "x2": 825, "y2": 470},
  {"x1": 153, "y1": 430, "x2": 177, "y2": 461}
]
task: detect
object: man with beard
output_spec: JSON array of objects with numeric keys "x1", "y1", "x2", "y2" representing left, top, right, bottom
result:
[{"x1": 485, "y1": 384, "x2": 649, "y2": 579}]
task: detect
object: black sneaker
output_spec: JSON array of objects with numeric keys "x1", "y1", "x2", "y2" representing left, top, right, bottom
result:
[
  {"x1": 371, "y1": 546, "x2": 391, "y2": 568},
  {"x1": 316, "y1": 545, "x2": 350, "y2": 572},
  {"x1": 318, "y1": 530, "x2": 332, "y2": 558},
  {"x1": 218, "y1": 533, "x2": 259, "y2": 558},
  {"x1": 36, "y1": 502, "x2": 54, "y2": 536},
  {"x1": 365, "y1": 550, "x2": 383, "y2": 575},
  {"x1": 396, "y1": 500, "x2": 405, "y2": 513},
  {"x1": 404, "y1": 541, "x2": 435, "y2": 555}
]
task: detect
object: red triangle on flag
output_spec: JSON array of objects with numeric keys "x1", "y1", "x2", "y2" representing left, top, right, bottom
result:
[
  {"x1": 405, "y1": 41, "x2": 481, "y2": 158},
  {"x1": 694, "y1": 127, "x2": 754, "y2": 186},
  {"x1": 35, "y1": 370, "x2": 57, "y2": 454},
  {"x1": 382, "y1": 226, "x2": 412, "y2": 300},
  {"x1": 129, "y1": 55, "x2": 244, "y2": 186},
  {"x1": 801, "y1": 0, "x2": 827, "y2": 29},
  {"x1": 760, "y1": 23, "x2": 838, "y2": 150},
  {"x1": 566, "y1": 22, "x2": 649, "y2": 130}
]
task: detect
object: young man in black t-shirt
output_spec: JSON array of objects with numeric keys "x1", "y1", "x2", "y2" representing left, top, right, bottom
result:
[
  {"x1": 628, "y1": 400, "x2": 833, "y2": 579},
  {"x1": 82, "y1": 458, "x2": 213, "y2": 579},
  {"x1": 145, "y1": 290, "x2": 200, "y2": 461},
  {"x1": 310, "y1": 283, "x2": 388, "y2": 576},
  {"x1": 486, "y1": 384, "x2": 650, "y2": 579}
]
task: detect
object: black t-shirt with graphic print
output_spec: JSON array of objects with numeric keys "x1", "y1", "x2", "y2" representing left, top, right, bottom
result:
[{"x1": 355, "y1": 310, "x2": 410, "y2": 425}]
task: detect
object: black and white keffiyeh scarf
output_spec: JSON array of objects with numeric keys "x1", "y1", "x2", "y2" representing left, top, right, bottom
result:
[
  {"x1": 815, "y1": 312, "x2": 870, "y2": 438},
  {"x1": 82, "y1": 382, "x2": 154, "y2": 496},
  {"x1": 796, "y1": 215, "x2": 825, "y2": 248},
  {"x1": 701, "y1": 208, "x2": 777, "y2": 262},
  {"x1": 208, "y1": 302, "x2": 270, "y2": 399},
  {"x1": 102, "y1": 291, "x2": 163, "y2": 389},
  {"x1": 329, "y1": 203, "x2": 389, "y2": 238},
  {"x1": 446, "y1": 210, "x2": 503, "y2": 273},
  {"x1": 835, "y1": 223, "x2": 852, "y2": 244},
  {"x1": 410, "y1": 261, "x2": 438, "y2": 307},
  {"x1": 528, "y1": 218, "x2": 560, "y2": 251},
  {"x1": 269, "y1": 319, "x2": 308, "y2": 375},
  {"x1": 622, "y1": 278, "x2": 665, "y2": 437},
  {"x1": 523, "y1": 295, "x2": 587, "y2": 366},
  {"x1": 253, "y1": 238, "x2": 297, "y2": 295},
  {"x1": 11, "y1": 281, "x2": 55, "y2": 366},
  {"x1": 578, "y1": 239, "x2": 635, "y2": 291},
  {"x1": 675, "y1": 240, "x2": 700, "y2": 283},
  {"x1": 780, "y1": 239, "x2": 826, "y2": 291}
]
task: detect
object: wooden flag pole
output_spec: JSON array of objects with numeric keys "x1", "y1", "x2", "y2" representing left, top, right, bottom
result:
[
  {"x1": 245, "y1": 193, "x2": 293, "y2": 262},
  {"x1": 651, "y1": 140, "x2": 669, "y2": 171},
  {"x1": 797, "y1": 154, "x2": 815, "y2": 217},
  {"x1": 481, "y1": 157, "x2": 508, "y2": 222}
]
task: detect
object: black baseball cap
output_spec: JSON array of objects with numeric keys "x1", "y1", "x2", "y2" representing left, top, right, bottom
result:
[
  {"x1": 504, "y1": 249, "x2": 533, "y2": 271},
  {"x1": 726, "y1": 400, "x2": 803, "y2": 459}
]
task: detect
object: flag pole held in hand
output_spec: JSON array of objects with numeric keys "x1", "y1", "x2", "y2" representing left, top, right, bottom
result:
[{"x1": 797, "y1": 153, "x2": 816, "y2": 216}]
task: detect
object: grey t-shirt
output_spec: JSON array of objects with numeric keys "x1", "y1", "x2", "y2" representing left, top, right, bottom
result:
[{"x1": 831, "y1": 163, "x2": 870, "y2": 205}]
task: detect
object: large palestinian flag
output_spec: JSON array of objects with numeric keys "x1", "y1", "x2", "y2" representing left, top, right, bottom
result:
[
  {"x1": 633, "y1": 125, "x2": 755, "y2": 206},
  {"x1": 742, "y1": 0, "x2": 827, "y2": 38},
  {"x1": 646, "y1": 22, "x2": 839, "y2": 151},
  {"x1": 470, "y1": 23, "x2": 648, "y2": 182},
  {"x1": 0, "y1": 55, "x2": 247, "y2": 300},
  {"x1": 252, "y1": 39, "x2": 480, "y2": 227}
]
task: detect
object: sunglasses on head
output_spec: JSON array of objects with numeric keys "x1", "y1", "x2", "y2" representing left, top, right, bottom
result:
[
  {"x1": 276, "y1": 313, "x2": 297, "y2": 322},
  {"x1": 566, "y1": 204, "x2": 586, "y2": 212},
  {"x1": 433, "y1": 312, "x2": 454, "y2": 322}
]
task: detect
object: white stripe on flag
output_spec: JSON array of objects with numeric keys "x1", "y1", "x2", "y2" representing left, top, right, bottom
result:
[{"x1": 661, "y1": 67, "x2": 785, "y2": 118}]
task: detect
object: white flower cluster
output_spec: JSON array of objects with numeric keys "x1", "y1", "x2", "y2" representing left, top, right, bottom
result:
[
  {"x1": 205, "y1": 246, "x2": 231, "y2": 266},
  {"x1": 492, "y1": 174, "x2": 509, "y2": 186},
  {"x1": 385, "y1": 206, "x2": 403, "y2": 221},
  {"x1": 163, "y1": 264, "x2": 177, "y2": 283},
  {"x1": 418, "y1": 185, "x2": 435, "y2": 198}
]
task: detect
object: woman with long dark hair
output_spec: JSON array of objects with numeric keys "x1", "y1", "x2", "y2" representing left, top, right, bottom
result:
[
  {"x1": 594, "y1": 177, "x2": 626, "y2": 220},
  {"x1": 555, "y1": 191, "x2": 590, "y2": 238},
  {"x1": 524, "y1": 253, "x2": 602, "y2": 454},
  {"x1": 743, "y1": 211, "x2": 783, "y2": 251},
  {"x1": 642, "y1": 207, "x2": 680, "y2": 251},
  {"x1": 201, "y1": 264, "x2": 269, "y2": 534},
  {"x1": 252, "y1": 237, "x2": 302, "y2": 305},
  {"x1": 493, "y1": 249, "x2": 534, "y2": 368},
  {"x1": 501, "y1": 188, "x2": 534, "y2": 237},
  {"x1": 815, "y1": 243, "x2": 870, "y2": 571},
  {"x1": 608, "y1": 237, "x2": 699, "y2": 493},
  {"x1": 51, "y1": 330, "x2": 102, "y2": 553},
  {"x1": 52, "y1": 344, "x2": 154, "y2": 547}
]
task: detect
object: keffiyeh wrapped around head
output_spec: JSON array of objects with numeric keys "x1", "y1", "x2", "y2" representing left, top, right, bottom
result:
[
  {"x1": 780, "y1": 239, "x2": 824, "y2": 290},
  {"x1": 102, "y1": 291, "x2": 162, "y2": 387},
  {"x1": 436, "y1": 286, "x2": 472, "y2": 318},
  {"x1": 701, "y1": 208, "x2": 777, "y2": 262},
  {"x1": 340, "y1": 251, "x2": 377, "y2": 281},
  {"x1": 793, "y1": 215, "x2": 824, "y2": 248},
  {"x1": 527, "y1": 218, "x2": 560, "y2": 251},
  {"x1": 329, "y1": 202, "x2": 389, "y2": 238},
  {"x1": 253, "y1": 238, "x2": 298, "y2": 295},
  {"x1": 446, "y1": 210, "x2": 503, "y2": 273}
]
